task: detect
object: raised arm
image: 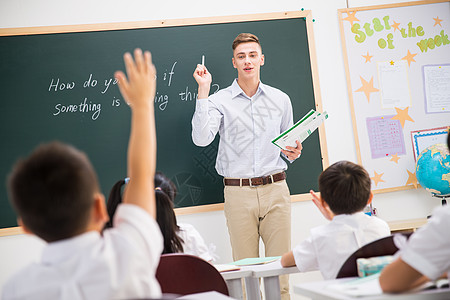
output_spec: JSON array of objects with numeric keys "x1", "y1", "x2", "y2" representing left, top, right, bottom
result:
[
  {"x1": 115, "y1": 49, "x2": 157, "y2": 218},
  {"x1": 191, "y1": 64, "x2": 222, "y2": 147}
]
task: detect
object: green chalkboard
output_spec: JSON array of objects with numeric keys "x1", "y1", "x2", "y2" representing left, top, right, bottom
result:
[{"x1": 0, "y1": 12, "x2": 326, "y2": 230}]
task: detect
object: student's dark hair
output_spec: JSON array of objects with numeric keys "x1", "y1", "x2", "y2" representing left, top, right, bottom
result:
[
  {"x1": 155, "y1": 172, "x2": 177, "y2": 202},
  {"x1": 104, "y1": 179, "x2": 125, "y2": 229},
  {"x1": 318, "y1": 161, "x2": 371, "y2": 215},
  {"x1": 155, "y1": 189, "x2": 184, "y2": 254},
  {"x1": 7, "y1": 142, "x2": 99, "y2": 242},
  {"x1": 232, "y1": 33, "x2": 262, "y2": 51},
  {"x1": 105, "y1": 172, "x2": 184, "y2": 253}
]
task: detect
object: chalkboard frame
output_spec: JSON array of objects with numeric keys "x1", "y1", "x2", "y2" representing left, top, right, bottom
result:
[{"x1": 0, "y1": 11, "x2": 328, "y2": 236}]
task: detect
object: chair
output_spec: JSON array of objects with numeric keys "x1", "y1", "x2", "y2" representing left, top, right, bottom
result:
[
  {"x1": 336, "y1": 233, "x2": 411, "y2": 278},
  {"x1": 155, "y1": 253, "x2": 229, "y2": 296}
]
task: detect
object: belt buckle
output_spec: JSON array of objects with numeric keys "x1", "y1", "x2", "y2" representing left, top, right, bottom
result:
[
  {"x1": 249, "y1": 177, "x2": 263, "y2": 187},
  {"x1": 249, "y1": 178, "x2": 255, "y2": 187}
]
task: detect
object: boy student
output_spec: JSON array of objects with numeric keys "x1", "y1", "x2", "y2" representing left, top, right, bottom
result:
[
  {"x1": 379, "y1": 133, "x2": 450, "y2": 293},
  {"x1": 281, "y1": 161, "x2": 391, "y2": 280},
  {"x1": 192, "y1": 33, "x2": 302, "y2": 299},
  {"x1": 3, "y1": 49, "x2": 163, "y2": 300}
]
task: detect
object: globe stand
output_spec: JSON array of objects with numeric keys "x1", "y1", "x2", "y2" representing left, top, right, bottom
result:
[
  {"x1": 432, "y1": 193, "x2": 449, "y2": 206},
  {"x1": 427, "y1": 194, "x2": 449, "y2": 219}
]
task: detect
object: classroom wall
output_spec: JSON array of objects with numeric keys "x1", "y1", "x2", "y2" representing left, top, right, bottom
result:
[{"x1": 0, "y1": 0, "x2": 439, "y2": 298}]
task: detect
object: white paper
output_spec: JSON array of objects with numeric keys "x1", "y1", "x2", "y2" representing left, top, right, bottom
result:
[
  {"x1": 377, "y1": 60, "x2": 411, "y2": 109},
  {"x1": 423, "y1": 65, "x2": 450, "y2": 113}
]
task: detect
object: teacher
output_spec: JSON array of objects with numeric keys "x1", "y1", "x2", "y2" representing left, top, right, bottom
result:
[{"x1": 191, "y1": 33, "x2": 302, "y2": 299}]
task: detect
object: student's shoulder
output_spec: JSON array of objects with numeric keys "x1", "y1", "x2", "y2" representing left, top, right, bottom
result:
[{"x1": 2, "y1": 263, "x2": 45, "y2": 299}]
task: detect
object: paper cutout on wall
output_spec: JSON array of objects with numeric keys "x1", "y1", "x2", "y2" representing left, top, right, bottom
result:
[
  {"x1": 367, "y1": 115, "x2": 406, "y2": 159},
  {"x1": 423, "y1": 64, "x2": 450, "y2": 113},
  {"x1": 377, "y1": 60, "x2": 411, "y2": 108}
]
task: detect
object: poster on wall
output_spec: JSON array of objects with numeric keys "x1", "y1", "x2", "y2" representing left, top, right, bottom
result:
[{"x1": 338, "y1": 0, "x2": 450, "y2": 193}]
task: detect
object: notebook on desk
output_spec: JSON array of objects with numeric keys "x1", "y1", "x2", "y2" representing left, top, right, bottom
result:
[{"x1": 231, "y1": 256, "x2": 281, "y2": 266}]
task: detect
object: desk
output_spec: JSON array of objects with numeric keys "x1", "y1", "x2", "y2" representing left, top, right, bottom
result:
[
  {"x1": 294, "y1": 277, "x2": 450, "y2": 300},
  {"x1": 220, "y1": 260, "x2": 299, "y2": 300},
  {"x1": 220, "y1": 269, "x2": 253, "y2": 300}
]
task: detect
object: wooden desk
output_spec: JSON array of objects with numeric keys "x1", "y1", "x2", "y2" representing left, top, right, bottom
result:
[
  {"x1": 294, "y1": 277, "x2": 450, "y2": 300},
  {"x1": 387, "y1": 218, "x2": 427, "y2": 234}
]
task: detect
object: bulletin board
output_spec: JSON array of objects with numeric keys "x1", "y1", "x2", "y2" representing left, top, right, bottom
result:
[{"x1": 338, "y1": 0, "x2": 450, "y2": 193}]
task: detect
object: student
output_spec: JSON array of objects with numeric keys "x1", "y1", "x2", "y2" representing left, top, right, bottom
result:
[
  {"x1": 105, "y1": 172, "x2": 215, "y2": 262},
  {"x1": 192, "y1": 32, "x2": 302, "y2": 299},
  {"x1": 2, "y1": 49, "x2": 163, "y2": 299},
  {"x1": 379, "y1": 133, "x2": 450, "y2": 293},
  {"x1": 281, "y1": 161, "x2": 391, "y2": 280}
]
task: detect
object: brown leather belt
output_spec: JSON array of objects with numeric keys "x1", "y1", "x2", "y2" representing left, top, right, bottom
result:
[{"x1": 223, "y1": 171, "x2": 286, "y2": 187}]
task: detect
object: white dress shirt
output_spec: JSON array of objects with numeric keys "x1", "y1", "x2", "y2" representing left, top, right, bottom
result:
[
  {"x1": 2, "y1": 204, "x2": 163, "y2": 300},
  {"x1": 293, "y1": 212, "x2": 391, "y2": 280},
  {"x1": 192, "y1": 79, "x2": 293, "y2": 178},
  {"x1": 400, "y1": 205, "x2": 450, "y2": 280},
  {"x1": 178, "y1": 223, "x2": 215, "y2": 262}
]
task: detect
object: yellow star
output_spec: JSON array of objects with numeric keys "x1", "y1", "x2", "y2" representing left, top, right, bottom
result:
[
  {"x1": 405, "y1": 169, "x2": 418, "y2": 188},
  {"x1": 371, "y1": 171, "x2": 385, "y2": 187},
  {"x1": 355, "y1": 76, "x2": 379, "y2": 103},
  {"x1": 362, "y1": 51, "x2": 373, "y2": 63},
  {"x1": 391, "y1": 20, "x2": 401, "y2": 31},
  {"x1": 343, "y1": 11, "x2": 360, "y2": 27},
  {"x1": 433, "y1": 16, "x2": 443, "y2": 27},
  {"x1": 390, "y1": 61, "x2": 395, "y2": 65},
  {"x1": 391, "y1": 107, "x2": 414, "y2": 128},
  {"x1": 402, "y1": 50, "x2": 417, "y2": 67},
  {"x1": 390, "y1": 153, "x2": 400, "y2": 164}
]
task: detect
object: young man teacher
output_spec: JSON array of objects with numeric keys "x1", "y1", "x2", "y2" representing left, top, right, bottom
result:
[{"x1": 192, "y1": 33, "x2": 301, "y2": 299}]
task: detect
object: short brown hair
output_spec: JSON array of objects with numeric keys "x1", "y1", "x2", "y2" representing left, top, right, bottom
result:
[
  {"x1": 8, "y1": 142, "x2": 99, "y2": 242},
  {"x1": 232, "y1": 33, "x2": 262, "y2": 51},
  {"x1": 318, "y1": 161, "x2": 371, "y2": 215}
]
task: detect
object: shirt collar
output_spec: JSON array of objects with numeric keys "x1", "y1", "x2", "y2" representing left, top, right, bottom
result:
[
  {"x1": 231, "y1": 79, "x2": 266, "y2": 99},
  {"x1": 41, "y1": 231, "x2": 101, "y2": 265}
]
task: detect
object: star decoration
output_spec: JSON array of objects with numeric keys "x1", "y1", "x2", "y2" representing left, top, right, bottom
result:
[
  {"x1": 402, "y1": 50, "x2": 417, "y2": 67},
  {"x1": 390, "y1": 61, "x2": 395, "y2": 65},
  {"x1": 355, "y1": 76, "x2": 379, "y2": 103},
  {"x1": 433, "y1": 16, "x2": 443, "y2": 27},
  {"x1": 343, "y1": 11, "x2": 360, "y2": 27},
  {"x1": 391, "y1": 107, "x2": 414, "y2": 128},
  {"x1": 405, "y1": 169, "x2": 418, "y2": 188},
  {"x1": 362, "y1": 51, "x2": 373, "y2": 63},
  {"x1": 391, "y1": 20, "x2": 401, "y2": 31},
  {"x1": 371, "y1": 171, "x2": 385, "y2": 187},
  {"x1": 390, "y1": 154, "x2": 400, "y2": 164}
]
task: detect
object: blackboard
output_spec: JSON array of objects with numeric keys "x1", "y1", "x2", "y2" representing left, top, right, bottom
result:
[{"x1": 0, "y1": 11, "x2": 327, "y2": 232}]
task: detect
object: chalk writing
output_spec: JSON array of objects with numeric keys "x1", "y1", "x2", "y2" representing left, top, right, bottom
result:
[{"x1": 53, "y1": 98, "x2": 101, "y2": 120}]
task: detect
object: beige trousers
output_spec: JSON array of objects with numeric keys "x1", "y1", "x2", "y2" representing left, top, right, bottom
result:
[{"x1": 224, "y1": 180, "x2": 291, "y2": 300}]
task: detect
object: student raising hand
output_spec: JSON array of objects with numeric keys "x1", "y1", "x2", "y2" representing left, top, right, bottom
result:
[{"x1": 115, "y1": 48, "x2": 156, "y2": 109}]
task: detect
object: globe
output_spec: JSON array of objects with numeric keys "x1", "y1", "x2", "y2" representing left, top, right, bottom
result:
[{"x1": 416, "y1": 143, "x2": 450, "y2": 195}]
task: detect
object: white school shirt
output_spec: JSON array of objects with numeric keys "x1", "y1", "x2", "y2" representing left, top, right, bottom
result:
[
  {"x1": 191, "y1": 79, "x2": 294, "y2": 178},
  {"x1": 400, "y1": 205, "x2": 450, "y2": 281},
  {"x1": 2, "y1": 204, "x2": 163, "y2": 300},
  {"x1": 178, "y1": 223, "x2": 215, "y2": 262},
  {"x1": 292, "y1": 212, "x2": 391, "y2": 280}
]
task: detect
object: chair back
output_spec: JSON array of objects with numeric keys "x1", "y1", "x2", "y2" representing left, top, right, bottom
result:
[
  {"x1": 336, "y1": 233, "x2": 411, "y2": 278},
  {"x1": 156, "y1": 253, "x2": 229, "y2": 296}
]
